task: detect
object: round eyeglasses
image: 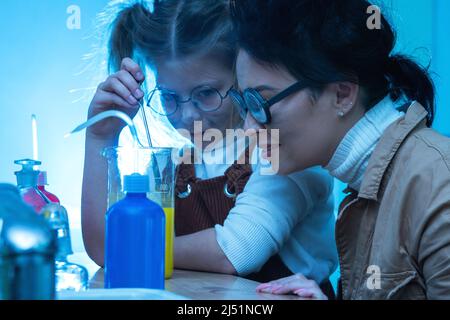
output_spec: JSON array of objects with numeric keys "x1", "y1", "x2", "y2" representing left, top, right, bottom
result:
[{"x1": 146, "y1": 85, "x2": 234, "y2": 116}]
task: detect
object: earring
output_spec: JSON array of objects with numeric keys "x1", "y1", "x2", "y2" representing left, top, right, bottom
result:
[{"x1": 338, "y1": 101, "x2": 353, "y2": 117}]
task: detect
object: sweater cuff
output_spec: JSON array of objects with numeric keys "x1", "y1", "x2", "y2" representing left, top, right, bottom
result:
[{"x1": 214, "y1": 222, "x2": 275, "y2": 276}]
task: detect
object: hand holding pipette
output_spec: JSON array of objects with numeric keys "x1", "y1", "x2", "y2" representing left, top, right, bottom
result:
[
  {"x1": 67, "y1": 57, "x2": 159, "y2": 175},
  {"x1": 84, "y1": 57, "x2": 145, "y2": 142}
]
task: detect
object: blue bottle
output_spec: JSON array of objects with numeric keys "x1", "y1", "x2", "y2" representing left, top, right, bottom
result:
[{"x1": 105, "y1": 174, "x2": 165, "y2": 289}]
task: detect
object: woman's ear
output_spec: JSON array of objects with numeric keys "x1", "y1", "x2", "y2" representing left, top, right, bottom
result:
[{"x1": 330, "y1": 82, "x2": 359, "y2": 117}]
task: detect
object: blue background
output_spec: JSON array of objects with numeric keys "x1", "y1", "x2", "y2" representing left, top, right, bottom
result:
[{"x1": 0, "y1": 0, "x2": 449, "y2": 281}]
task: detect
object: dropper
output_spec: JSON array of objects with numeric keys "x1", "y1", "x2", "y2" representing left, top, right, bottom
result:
[
  {"x1": 139, "y1": 99, "x2": 153, "y2": 148},
  {"x1": 66, "y1": 84, "x2": 162, "y2": 184},
  {"x1": 134, "y1": 56, "x2": 154, "y2": 149},
  {"x1": 65, "y1": 110, "x2": 144, "y2": 148},
  {"x1": 137, "y1": 80, "x2": 162, "y2": 185}
]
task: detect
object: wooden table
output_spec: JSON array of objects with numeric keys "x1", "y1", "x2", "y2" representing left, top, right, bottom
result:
[
  {"x1": 68, "y1": 252, "x2": 304, "y2": 300},
  {"x1": 87, "y1": 268, "x2": 304, "y2": 300}
]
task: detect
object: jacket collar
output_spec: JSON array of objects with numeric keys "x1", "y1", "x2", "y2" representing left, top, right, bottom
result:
[{"x1": 356, "y1": 102, "x2": 429, "y2": 201}]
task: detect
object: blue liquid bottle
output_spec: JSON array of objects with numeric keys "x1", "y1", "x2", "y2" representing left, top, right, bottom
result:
[{"x1": 105, "y1": 174, "x2": 165, "y2": 289}]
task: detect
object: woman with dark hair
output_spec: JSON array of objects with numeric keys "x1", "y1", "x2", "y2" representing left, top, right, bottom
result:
[
  {"x1": 81, "y1": 0, "x2": 338, "y2": 295},
  {"x1": 230, "y1": 0, "x2": 450, "y2": 299}
]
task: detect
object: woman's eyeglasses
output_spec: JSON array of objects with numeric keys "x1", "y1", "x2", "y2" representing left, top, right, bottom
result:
[
  {"x1": 146, "y1": 85, "x2": 234, "y2": 116},
  {"x1": 229, "y1": 82, "x2": 307, "y2": 125}
]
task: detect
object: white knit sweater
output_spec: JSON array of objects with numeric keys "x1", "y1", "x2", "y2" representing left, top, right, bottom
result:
[{"x1": 325, "y1": 95, "x2": 407, "y2": 191}]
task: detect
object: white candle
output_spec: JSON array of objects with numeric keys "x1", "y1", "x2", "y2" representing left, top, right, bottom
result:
[{"x1": 31, "y1": 114, "x2": 39, "y2": 167}]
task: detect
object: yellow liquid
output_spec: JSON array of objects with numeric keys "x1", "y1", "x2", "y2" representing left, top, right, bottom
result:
[{"x1": 163, "y1": 208, "x2": 174, "y2": 279}]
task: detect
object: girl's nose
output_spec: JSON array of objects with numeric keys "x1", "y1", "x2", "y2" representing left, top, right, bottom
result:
[{"x1": 181, "y1": 101, "x2": 202, "y2": 123}]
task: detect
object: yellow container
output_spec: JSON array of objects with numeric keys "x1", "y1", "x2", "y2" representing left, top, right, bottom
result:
[{"x1": 163, "y1": 208, "x2": 174, "y2": 279}]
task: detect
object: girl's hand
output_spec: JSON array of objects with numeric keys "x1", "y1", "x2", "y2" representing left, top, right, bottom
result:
[
  {"x1": 256, "y1": 274, "x2": 328, "y2": 300},
  {"x1": 86, "y1": 57, "x2": 145, "y2": 141}
]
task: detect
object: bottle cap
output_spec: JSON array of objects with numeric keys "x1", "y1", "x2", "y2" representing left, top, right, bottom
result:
[
  {"x1": 14, "y1": 159, "x2": 41, "y2": 188},
  {"x1": 124, "y1": 174, "x2": 149, "y2": 193},
  {"x1": 37, "y1": 171, "x2": 48, "y2": 186}
]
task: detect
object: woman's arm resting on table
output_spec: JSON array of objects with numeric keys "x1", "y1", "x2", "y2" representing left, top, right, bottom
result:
[
  {"x1": 215, "y1": 168, "x2": 331, "y2": 276},
  {"x1": 174, "y1": 228, "x2": 237, "y2": 275},
  {"x1": 172, "y1": 172, "x2": 306, "y2": 276},
  {"x1": 256, "y1": 274, "x2": 328, "y2": 300}
]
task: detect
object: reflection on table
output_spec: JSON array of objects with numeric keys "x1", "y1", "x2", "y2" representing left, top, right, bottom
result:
[{"x1": 89, "y1": 268, "x2": 305, "y2": 300}]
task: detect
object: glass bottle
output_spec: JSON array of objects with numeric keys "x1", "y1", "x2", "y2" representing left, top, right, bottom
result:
[
  {"x1": 37, "y1": 171, "x2": 60, "y2": 204},
  {"x1": 41, "y1": 203, "x2": 88, "y2": 292},
  {"x1": 14, "y1": 159, "x2": 50, "y2": 213}
]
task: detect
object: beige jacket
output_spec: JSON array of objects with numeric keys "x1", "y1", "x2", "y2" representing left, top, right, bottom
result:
[{"x1": 337, "y1": 102, "x2": 450, "y2": 300}]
